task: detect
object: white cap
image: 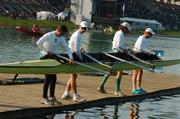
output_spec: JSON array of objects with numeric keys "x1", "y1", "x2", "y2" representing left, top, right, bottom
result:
[
  {"x1": 145, "y1": 28, "x2": 155, "y2": 35},
  {"x1": 80, "y1": 21, "x2": 88, "y2": 28},
  {"x1": 121, "y1": 22, "x2": 131, "y2": 31}
]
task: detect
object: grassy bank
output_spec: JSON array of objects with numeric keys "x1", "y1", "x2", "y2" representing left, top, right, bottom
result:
[
  {"x1": 0, "y1": 16, "x2": 77, "y2": 30},
  {"x1": 1, "y1": 16, "x2": 180, "y2": 37},
  {"x1": 159, "y1": 30, "x2": 180, "y2": 37}
]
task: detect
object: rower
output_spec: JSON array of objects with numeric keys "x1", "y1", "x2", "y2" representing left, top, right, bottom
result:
[
  {"x1": 131, "y1": 28, "x2": 160, "y2": 95},
  {"x1": 61, "y1": 21, "x2": 88, "y2": 103},
  {"x1": 36, "y1": 25, "x2": 74, "y2": 106},
  {"x1": 32, "y1": 24, "x2": 41, "y2": 33},
  {"x1": 98, "y1": 22, "x2": 132, "y2": 96}
]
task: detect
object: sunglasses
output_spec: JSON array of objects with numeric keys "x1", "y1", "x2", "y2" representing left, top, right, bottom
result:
[{"x1": 82, "y1": 27, "x2": 87, "y2": 30}]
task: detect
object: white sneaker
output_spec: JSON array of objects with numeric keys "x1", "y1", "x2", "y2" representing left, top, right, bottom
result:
[
  {"x1": 49, "y1": 97, "x2": 62, "y2": 105},
  {"x1": 114, "y1": 91, "x2": 126, "y2": 97},
  {"x1": 73, "y1": 95, "x2": 86, "y2": 103},
  {"x1": 62, "y1": 93, "x2": 71, "y2": 100},
  {"x1": 40, "y1": 98, "x2": 53, "y2": 105}
]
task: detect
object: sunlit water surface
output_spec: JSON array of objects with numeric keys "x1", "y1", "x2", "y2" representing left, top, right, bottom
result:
[
  {"x1": 0, "y1": 28, "x2": 179, "y2": 75},
  {"x1": 0, "y1": 28, "x2": 180, "y2": 119}
]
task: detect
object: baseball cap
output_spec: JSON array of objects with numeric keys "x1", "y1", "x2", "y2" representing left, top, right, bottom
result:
[
  {"x1": 145, "y1": 28, "x2": 155, "y2": 35},
  {"x1": 80, "y1": 21, "x2": 88, "y2": 28},
  {"x1": 121, "y1": 22, "x2": 132, "y2": 31}
]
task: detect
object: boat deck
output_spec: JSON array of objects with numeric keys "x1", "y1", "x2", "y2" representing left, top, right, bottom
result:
[{"x1": 0, "y1": 72, "x2": 180, "y2": 118}]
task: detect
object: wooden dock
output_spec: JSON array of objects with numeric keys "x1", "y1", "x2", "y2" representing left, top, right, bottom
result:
[{"x1": 0, "y1": 72, "x2": 180, "y2": 119}]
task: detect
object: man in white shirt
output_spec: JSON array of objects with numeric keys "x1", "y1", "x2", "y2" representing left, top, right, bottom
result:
[
  {"x1": 132, "y1": 28, "x2": 158, "y2": 94},
  {"x1": 98, "y1": 22, "x2": 131, "y2": 96},
  {"x1": 61, "y1": 21, "x2": 88, "y2": 102},
  {"x1": 37, "y1": 25, "x2": 74, "y2": 105}
]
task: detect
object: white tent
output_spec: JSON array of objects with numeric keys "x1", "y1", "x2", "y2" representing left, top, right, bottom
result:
[
  {"x1": 56, "y1": 8, "x2": 70, "y2": 21},
  {"x1": 56, "y1": 11, "x2": 68, "y2": 21},
  {"x1": 37, "y1": 11, "x2": 55, "y2": 20},
  {"x1": 120, "y1": 17, "x2": 164, "y2": 30}
]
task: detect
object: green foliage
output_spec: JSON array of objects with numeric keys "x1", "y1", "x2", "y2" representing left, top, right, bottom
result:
[{"x1": 0, "y1": 16, "x2": 77, "y2": 30}]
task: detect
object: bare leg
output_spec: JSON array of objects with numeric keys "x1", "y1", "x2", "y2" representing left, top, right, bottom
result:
[
  {"x1": 65, "y1": 75, "x2": 72, "y2": 92},
  {"x1": 132, "y1": 70, "x2": 138, "y2": 90},
  {"x1": 137, "y1": 69, "x2": 143, "y2": 89},
  {"x1": 71, "y1": 73, "x2": 77, "y2": 94}
]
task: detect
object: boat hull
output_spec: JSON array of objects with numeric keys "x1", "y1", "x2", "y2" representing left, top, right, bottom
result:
[
  {"x1": 16, "y1": 26, "x2": 44, "y2": 37},
  {"x1": 0, "y1": 58, "x2": 179, "y2": 74}
]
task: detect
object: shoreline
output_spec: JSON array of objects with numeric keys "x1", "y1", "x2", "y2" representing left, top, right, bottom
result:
[{"x1": 1, "y1": 16, "x2": 180, "y2": 38}]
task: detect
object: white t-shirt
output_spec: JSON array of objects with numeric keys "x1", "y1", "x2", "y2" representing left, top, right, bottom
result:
[
  {"x1": 112, "y1": 30, "x2": 126, "y2": 52},
  {"x1": 36, "y1": 31, "x2": 73, "y2": 59},
  {"x1": 68, "y1": 30, "x2": 83, "y2": 60},
  {"x1": 134, "y1": 35, "x2": 150, "y2": 53}
]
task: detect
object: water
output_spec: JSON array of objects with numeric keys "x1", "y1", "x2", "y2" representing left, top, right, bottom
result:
[
  {"x1": 0, "y1": 28, "x2": 180, "y2": 118},
  {"x1": 36, "y1": 95, "x2": 180, "y2": 119},
  {"x1": 1, "y1": 28, "x2": 179, "y2": 75}
]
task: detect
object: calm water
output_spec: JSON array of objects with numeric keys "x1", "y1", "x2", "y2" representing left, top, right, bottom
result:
[
  {"x1": 39, "y1": 95, "x2": 180, "y2": 119},
  {"x1": 0, "y1": 28, "x2": 180, "y2": 119},
  {"x1": 0, "y1": 28, "x2": 179, "y2": 74}
]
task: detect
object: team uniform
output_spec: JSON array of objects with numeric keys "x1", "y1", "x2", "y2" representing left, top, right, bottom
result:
[
  {"x1": 112, "y1": 30, "x2": 126, "y2": 51},
  {"x1": 112, "y1": 30, "x2": 129, "y2": 60},
  {"x1": 61, "y1": 21, "x2": 88, "y2": 103},
  {"x1": 68, "y1": 30, "x2": 83, "y2": 62},
  {"x1": 133, "y1": 35, "x2": 159, "y2": 60},
  {"x1": 37, "y1": 31, "x2": 73, "y2": 59},
  {"x1": 37, "y1": 31, "x2": 73, "y2": 105},
  {"x1": 98, "y1": 22, "x2": 131, "y2": 96},
  {"x1": 132, "y1": 28, "x2": 159, "y2": 95}
]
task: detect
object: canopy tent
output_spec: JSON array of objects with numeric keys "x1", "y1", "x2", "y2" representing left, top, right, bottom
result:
[
  {"x1": 56, "y1": 8, "x2": 70, "y2": 21},
  {"x1": 120, "y1": 17, "x2": 164, "y2": 30},
  {"x1": 37, "y1": 11, "x2": 55, "y2": 20}
]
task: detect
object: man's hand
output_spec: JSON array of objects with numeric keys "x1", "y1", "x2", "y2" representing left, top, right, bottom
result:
[
  {"x1": 81, "y1": 48, "x2": 85, "y2": 53},
  {"x1": 47, "y1": 51, "x2": 53, "y2": 56},
  {"x1": 69, "y1": 58, "x2": 75, "y2": 64}
]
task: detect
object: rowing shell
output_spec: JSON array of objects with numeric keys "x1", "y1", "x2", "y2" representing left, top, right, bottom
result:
[
  {"x1": 0, "y1": 57, "x2": 179, "y2": 74},
  {"x1": 16, "y1": 26, "x2": 44, "y2": 37}
]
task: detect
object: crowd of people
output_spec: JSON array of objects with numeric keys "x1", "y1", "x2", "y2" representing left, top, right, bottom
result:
[
  {"x1": 34, "y1": 20, "x2": 160, "y2": 106},
  {"x1": 0, "y1": 0, "x2": 68, "y2": 19},
  {"x1": 125, "y1": 0, "x2": 180, "y2": 29}
]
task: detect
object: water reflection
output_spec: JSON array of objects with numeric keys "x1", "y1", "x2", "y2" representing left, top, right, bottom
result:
[
  {"x1": 40, "y1": 95, "x2": 180, "y2": 119},
  {"x1": 64, "y1": 111, "x2": 77, "y2": 119},
  {"x1": 129, "y1": 103, "x2": 140, "y2": 119},
  {"x1": 46, "y1": 114, "x2": 55, "y2": 119}
]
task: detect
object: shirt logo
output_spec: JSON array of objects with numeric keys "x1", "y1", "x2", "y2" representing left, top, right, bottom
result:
[{"x1": 55, "y1": 38, "x2": 57, "y2": 42}]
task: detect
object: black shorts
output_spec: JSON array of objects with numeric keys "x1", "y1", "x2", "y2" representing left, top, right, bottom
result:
[
  {"x1": 133, "y1": 52, "x2": 160, "y2": 60},
  {"x1": 72, "y1": 52, "x2": 80, "y2": 61}
]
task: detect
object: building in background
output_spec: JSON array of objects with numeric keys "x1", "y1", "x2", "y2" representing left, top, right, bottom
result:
[
  {"x1": 156, "y1": 0, "x2": 180, "y2": 5},
  {"x1": 70, "y1": 0, "x2": 93, "y2": 25},
  {"x1": 69, "y1": 0, "x2": 180, "y2": 30}
]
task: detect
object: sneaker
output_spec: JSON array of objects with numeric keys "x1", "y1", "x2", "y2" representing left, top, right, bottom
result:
[
  {"x1": 137, "y1": 88, "x2": 147, "y2": 94},
  {"x1": 132, "y1": 89, "x2": 144, "y2": 95},
  {"x1": 114, "y1": 91, "x2": 126, "y2": 97},
  {"x1": 97, "y1": 87, "x2": 107, "y2": 93},
  {"x1": 49, "y1": 97, "x2": 62, "y2": 105},
  {"x1": 61, "y1": 93, "x2": 71, "y2": 100},
  {"x1": 73, "y1": 95, "x2": 86, "y2": 103},
  {"x1": 40, "y1": 98, "x2": 53, "y2": 105}
]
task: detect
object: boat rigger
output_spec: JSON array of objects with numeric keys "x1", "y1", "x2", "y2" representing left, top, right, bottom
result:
[{"x1": 0, "y1": 52, "x2": 179, "y2": 74}]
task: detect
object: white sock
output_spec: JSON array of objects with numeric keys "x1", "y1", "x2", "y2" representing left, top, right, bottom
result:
[
  {"x1": 64, "y1": 90, "x2": 69, "y2": 95},
  {"x1": 73, "y1": 93, "x2": 79, "y2": 98}
]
